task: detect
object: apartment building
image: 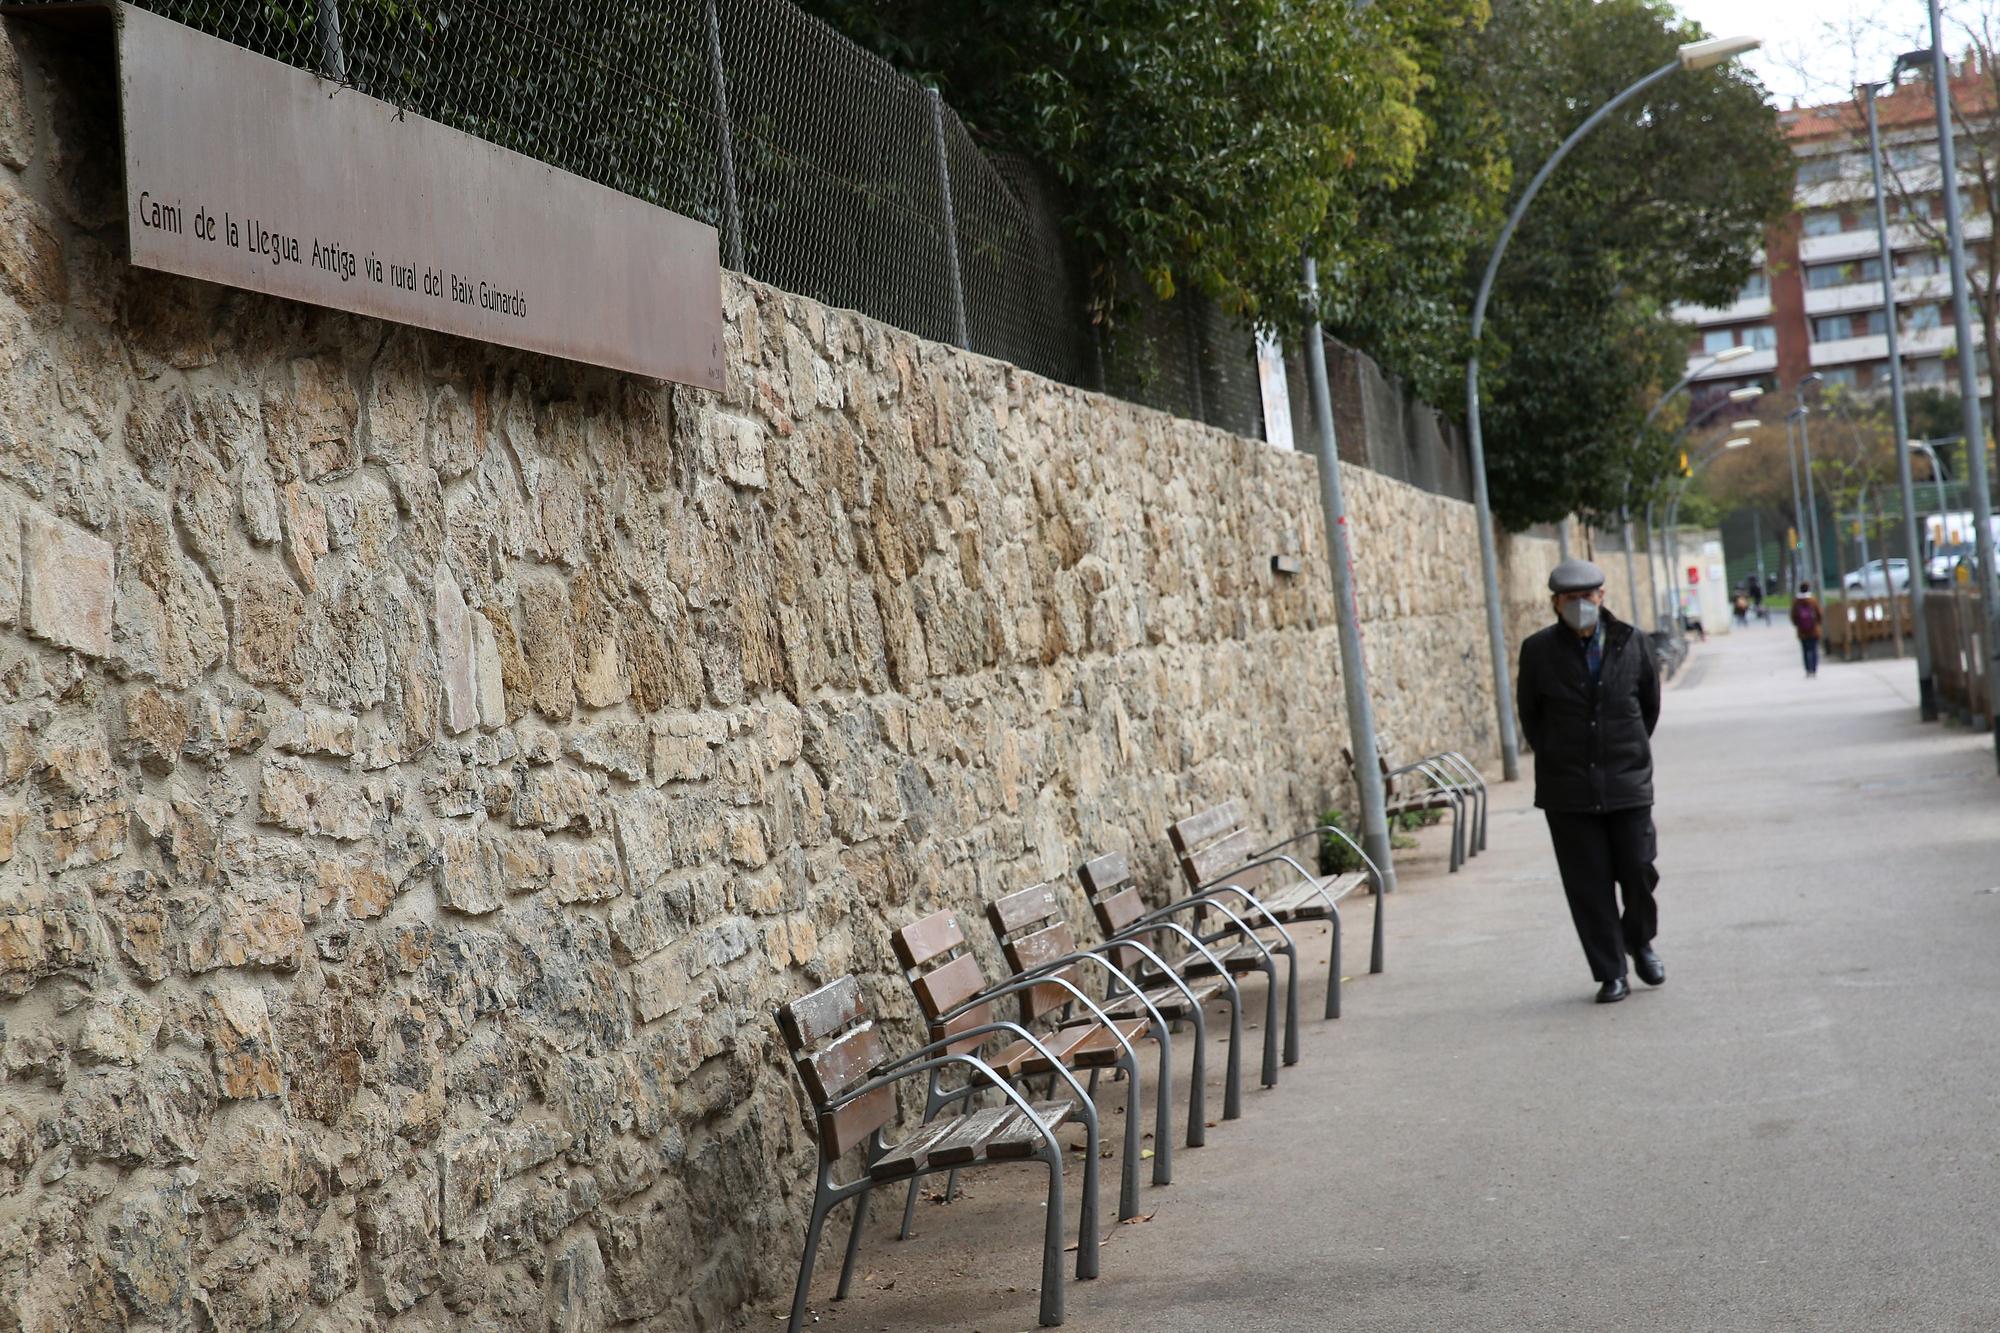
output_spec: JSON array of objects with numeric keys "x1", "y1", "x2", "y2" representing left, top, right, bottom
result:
[{"x1": 1677, "y1": 58, "x2": 1994, "y2": 411}]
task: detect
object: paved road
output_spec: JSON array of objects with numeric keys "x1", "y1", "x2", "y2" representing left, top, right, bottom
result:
[{"x1": 790, "y1": 624, "x2": 2000, "y2": 1332}]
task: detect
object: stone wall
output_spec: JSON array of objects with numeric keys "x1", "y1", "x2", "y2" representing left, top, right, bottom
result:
[{"x1": 0, "y1": 23, "x2": 1558, "y2": 1333}]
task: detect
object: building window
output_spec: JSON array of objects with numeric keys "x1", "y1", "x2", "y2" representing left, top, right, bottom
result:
[
  {"x1": 1737, "y1": 271, "x2": 1770, "y2": 301},
  {"x1": 1887, "y1": 143, "x2": 1933, "y2": 172},
  {"x1": 1797, "y1": 155, "x2": 1843, "y2": 186},
  {"x1": 1743, "y1": 324, "x2": 1778, "y2": 351},
  {"x1": 1905, "y1": 302, "x2": 1944, "y2": 334},
  {"x1": 1812, "y1": 310, "x2": 1886, "y2": 342},
  {"x1": 1806, "y1": 258, "x2": 1882, "y2": 289},
  {"x1": 1897, "y1": 251, "x2": 1943, "y2": 279},
  {"x1": 1802, "y1": 209, "x2": 1846, "y2": 237},
  {"x1": 1820, "y1": 366, "x2": 1860, "y2": 389},
  {"x1": 1908, "y1": 357, "x2": 1947, "y2": 386},
  {"x1": 1701, "y1": 328, "x2": 1737, "y2": 354}
]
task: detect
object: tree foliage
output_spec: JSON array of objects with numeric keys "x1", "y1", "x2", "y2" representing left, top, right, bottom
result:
[
  {"x1": 1452, "y1": 0, "x2": 1793, "y2": 528},
  {"x1": 801, "y1": 0, "x2": 1792, "y2": 531},
  {"x1": 794, "y1": 0, "x2": 1481, "y2": 326}
]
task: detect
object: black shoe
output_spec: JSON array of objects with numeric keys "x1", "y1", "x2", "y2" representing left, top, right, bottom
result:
[
  {"x1": 1596, "y1": 977, "x2": 1630, "y2": 1004},
  {"x1": 1632, "y1": 947, "x2": 1665, "y2": 987}
]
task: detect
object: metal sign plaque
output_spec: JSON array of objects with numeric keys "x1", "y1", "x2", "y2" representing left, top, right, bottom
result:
[{"x1": 114, "y1": 4, "x2": 723, "y2": 387}]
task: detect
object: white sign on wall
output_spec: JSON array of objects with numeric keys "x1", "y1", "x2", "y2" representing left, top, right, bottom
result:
[{"x1": 1256, "y1": 332, "x2": 1295, "y2": 451}]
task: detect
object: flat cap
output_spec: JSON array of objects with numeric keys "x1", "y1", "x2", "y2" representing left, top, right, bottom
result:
[{"x1": 1548, "y1": 558, "x2": 1606, "y2": 594}]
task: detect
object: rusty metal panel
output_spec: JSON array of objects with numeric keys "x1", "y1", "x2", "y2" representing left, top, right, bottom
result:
[{"x1": 113, "y1": 3, "x2": 722, "y2": 388}]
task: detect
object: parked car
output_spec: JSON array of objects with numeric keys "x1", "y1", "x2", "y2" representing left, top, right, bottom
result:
[
  {"x1": 1928, "y1": 545, "x2": 1972, "y2": 586},
  {"x1": 1843, "y1": 558, "x2": 1911, "y2": 595}
]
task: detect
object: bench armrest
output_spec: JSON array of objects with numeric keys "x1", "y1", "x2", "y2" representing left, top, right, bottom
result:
[
  {"x1": 834, "y1": 1054, "x2": 1071, "y2": 1164},
  {"x1": 998, "y1": 948, "x2": 1170, "y2": 1037},
  {"x1": 1106, "y1": 919, "x2": 1233, "y2": 987},
  {"x1": 1250, "y1": 826, "x2": 1384, "y2": 892},
  {"x1": 866, "y1": 1021, "x2": 1097, "y2": 1120},
  {"x1": 937, "y1": 971, "x2": 1139, "y2": 1068},
  {"x1": 1135, "y1": 888, "x2": 1292, "y2": 956}
]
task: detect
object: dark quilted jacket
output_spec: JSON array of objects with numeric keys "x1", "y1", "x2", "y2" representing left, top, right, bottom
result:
[{"x1": 1516, "y1": 611, "x2": 1661, "y2": 813}]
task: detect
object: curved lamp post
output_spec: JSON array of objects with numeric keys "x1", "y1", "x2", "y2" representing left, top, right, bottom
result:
[{"x1": 1466, "y1": 33, "x2": 1762, "y2": 781}]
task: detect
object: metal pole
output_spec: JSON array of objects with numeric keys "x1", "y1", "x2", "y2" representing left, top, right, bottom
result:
[
  {"x1": 319, "y1": 0, "x2": 347, "y2": 82},
  {"x1": 1303, "y1": 259, "x2": 1395, "y2": 894},
  {"x1": 1927, "y1": 4, "x2": 2000, "y2": 767},
  {"x1": 1467, "y1": 57, "x2": 1685, "y2": 783},
  {"x1": 1798, "y1": 398, "x2": 1831, "y2": 605},
  {"x1": 1800, "y1": 408, "x2": 1816, "y2": 588},
  {"x1": 704, "y1": 0, "x2": 746, "y2": 271},
  {"x1": 928, "y1": 89, "x2": 971, "y2": 350},
  {"x1": 1753, "y1": 509, "x2": 1767, "y2": 595},
  {"x1": 1622, "y1": 507, "x2": 1642, "y2": 624},
  {"x1": 1644, "y1": 500, "x2": 1664, "y2": 631},
  {"x1": 1864, "y1": 84, "x2": 1936, "y2": 714}
]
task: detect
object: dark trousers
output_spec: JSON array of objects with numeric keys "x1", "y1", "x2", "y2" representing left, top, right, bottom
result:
[
  {"x1": 1545, "y1": 808, "x2": 1659, "y2": 983},
  {"x1": 1800, "y1": 637, "x2": 1819, "y2": 674}
]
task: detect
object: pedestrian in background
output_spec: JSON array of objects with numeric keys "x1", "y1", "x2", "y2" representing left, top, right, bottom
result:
[
  {"x1": 1790, "y1": 582, "x2": 1823, "y2": 678},
  {"x1": 1516, "y1": 559, "x2": 1665, "y2": 1005},
  {"x1": 1746, "y1": 573, "x2": 1766, "y2": 622}
]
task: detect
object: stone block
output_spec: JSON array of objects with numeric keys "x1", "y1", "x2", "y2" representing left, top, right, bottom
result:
[
  {"x1": 269, "y1": 704, "x2": 357, "y2": 757},
  {"x1": 80, "y1": 992, "x2": 162, "y2": 1066},
  {"x1": 188, "y1": 878, "x2": 303, "y2": 973},
  {"x1": 471, "y1": 609, "x2": 507, "y2": 727},
  {"x1": 0, "y1": 866, "x2": 100, "y2": 996},
  {"x1": 511, "y1": 763, "x2": 597, "y2": 833},
  {"x1": 123, "y1": 685, "x2": 190, "y2": 774},
  {"x1": 435, "y1": 566, "x2": 480, "y2": 734},
  {"x1": 21, "y1": 505, "x2": 113, "y2": 657},
  {"x1": 258, "y1": 757, "x2": 379, "y2": 841},
  {"x1": 0, "y1": 490, "x2": 19, "y2": 625},
  {"x1": 231, "y1": 567, "x2": 304, "y2": 690},
  {"x1": 206, "y1": 984, "x2": 283, "y2": 1099},
  {"x1": 437, "y1": 823, "x2": 503, "y2": 916},
  {"x1": 358, "y1": 1175, "x2": 441, "y2": 1312},
  {"x1": 550, "y1": 841, "x2": 623, "y2": 905}
]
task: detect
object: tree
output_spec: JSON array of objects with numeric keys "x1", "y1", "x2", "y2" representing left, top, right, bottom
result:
[
  {"x1": 794, "y1": 0, "x2": 1484, "y2": 329},
  {"x1": 1462, "y1": 0, "x2": 1794, "y2": 529}
]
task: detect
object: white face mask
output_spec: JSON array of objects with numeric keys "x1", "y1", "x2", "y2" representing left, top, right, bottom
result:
[{"x1": 1559, "y1": 598, "x2": 1601, "y2": 633}]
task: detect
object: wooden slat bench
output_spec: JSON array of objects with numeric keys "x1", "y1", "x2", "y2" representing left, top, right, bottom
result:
[
  {"x1": 774, "y1": 975, "x2": 1101, "y2": 1330},
  {"x1": 1170, "y1": 799, "x2": 1383, "y2": 1058},
  {"x1": 1079, "y1": 848, "x2": 1271, "y2": 1107},
  {"x1": 892, "y1": 906, "x2": 1156, "y2": 1223},
  {"x1": 987, "y1": 880, "x2": 1215, "y2": 1153}
]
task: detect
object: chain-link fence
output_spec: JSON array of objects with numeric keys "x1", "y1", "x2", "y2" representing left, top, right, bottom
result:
[{"x1": 47, "y1": 0, "x2": 1271, "y2": 439}]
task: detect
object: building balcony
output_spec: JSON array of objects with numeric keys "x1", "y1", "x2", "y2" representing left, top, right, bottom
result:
[
  {"x1": 1808, "y1": 324, "x2": 1966, "y2": 370},
  {"x1": 1798, "y1": 213, "x2": 1991, "y2": 265},
  {"x1": 1685, "y1": 346, "x2": 1776, "y2": 380},
  {"x1": 1672, "y1": 295, "x2": 1774, "y2": 326},
  {"x1": 1802, "y1": 272, "x2": 1953, "y2": 315}
]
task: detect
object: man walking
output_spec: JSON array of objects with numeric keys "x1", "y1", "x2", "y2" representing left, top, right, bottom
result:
[{"x1": 1517, "y1": 559, "x2": 1664, "y2": 1004}]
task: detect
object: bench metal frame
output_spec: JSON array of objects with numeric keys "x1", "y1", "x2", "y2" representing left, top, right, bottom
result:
[{"x1": 776, "y1": 982, "x2": 1102, "y2": 1331}]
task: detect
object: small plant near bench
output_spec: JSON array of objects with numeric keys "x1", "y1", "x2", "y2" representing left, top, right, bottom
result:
[{"x1": 1315, "y1": 808, "x2": 1443, "y2": 875}]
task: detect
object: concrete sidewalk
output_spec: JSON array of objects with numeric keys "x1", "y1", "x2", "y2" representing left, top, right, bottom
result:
[{"x1": 775, "y1": 624, "x2": 2000, "y2": 1332}]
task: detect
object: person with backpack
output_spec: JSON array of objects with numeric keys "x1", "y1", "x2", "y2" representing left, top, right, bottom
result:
[{"x1": 1790, "y1": 582, "x2": 1823, "y2": 677}]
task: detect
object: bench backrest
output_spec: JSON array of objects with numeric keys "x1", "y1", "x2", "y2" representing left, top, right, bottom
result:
[
  {"x1": 890, "y1": 908, "x2": 997, "y2": 1055},
  {"x1": 985, "y1": 882, "x2": 1083, "y2": 1022},
  {"x1": 775, "y1": 976, "x2": 895, "y2": 1161},
  {"x1": 1341, "y1": 744, "x2": 1407, "y2": 799},
  {"x1": 1077, "y1": 850, "x2": 1147, "y2": 971},
  {"x1": 1168, "y1": 800, "x2": 1269, "y2": 892}
]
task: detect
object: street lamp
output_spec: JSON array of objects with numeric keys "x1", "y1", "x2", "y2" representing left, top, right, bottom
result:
[
  {"x1": 1466, "y1": 33, "x2": 1762, "y2": 781},
  {"x1": 1922, "y1": 0, "x2": 2000, "y2": 770},
  {"x1": 1861, "y1": 72, "x2": 1938, "y2": 720}
]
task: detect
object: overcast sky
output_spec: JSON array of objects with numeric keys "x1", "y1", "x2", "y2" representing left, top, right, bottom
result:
[{"x1": 1673, "y1": 0, "x2": 1940, "y2": 110}]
